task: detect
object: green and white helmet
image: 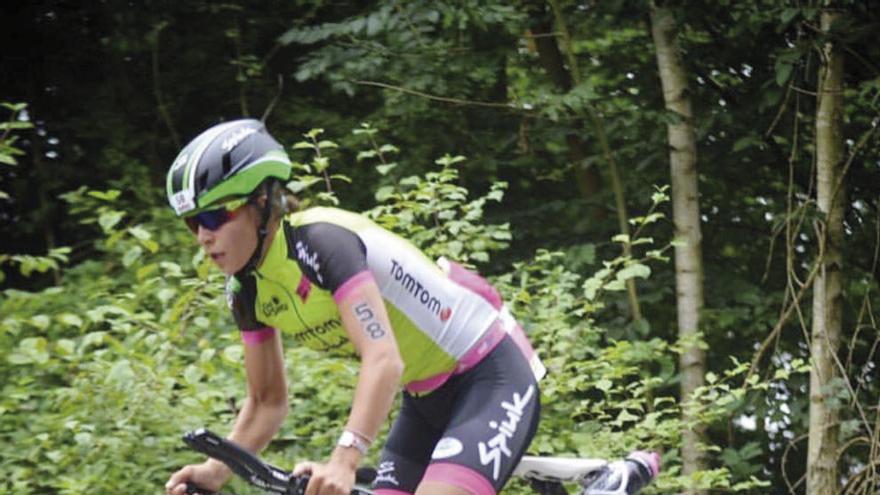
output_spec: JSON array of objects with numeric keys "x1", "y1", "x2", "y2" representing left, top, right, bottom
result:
[{"x1": 166, "y1": 118, "x2": 291, "y2": 217}]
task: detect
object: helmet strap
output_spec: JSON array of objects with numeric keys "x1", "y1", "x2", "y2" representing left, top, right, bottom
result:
[{"x1": 238, "y1": 180, "x2": 276, "y2": 276}]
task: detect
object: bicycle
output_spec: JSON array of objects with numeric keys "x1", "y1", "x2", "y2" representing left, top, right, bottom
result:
[{"x1": 181, "y1": 428, "x2": 660, "y2": 495}]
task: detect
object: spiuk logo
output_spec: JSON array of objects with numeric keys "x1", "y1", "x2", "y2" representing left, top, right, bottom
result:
[
  {"x1": 374, "y1": 461, "x2": 399, "y2": 487},
  {"x1": 221, "y1": 127, "x2": 257, "y2": 151},
  {"x1": 295, "y1": 241, "x2": 323, "y2": 284},
  {"x1": 478, "y1": 384, "x2": 535, "y2": 480}
]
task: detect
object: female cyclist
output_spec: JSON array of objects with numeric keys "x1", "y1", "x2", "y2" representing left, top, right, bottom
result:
[{"x1": 163, "y1": 119, "x2": 545, "y2": 495}]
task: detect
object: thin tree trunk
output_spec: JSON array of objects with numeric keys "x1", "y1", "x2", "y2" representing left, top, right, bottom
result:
[
  {"x1": 650, "y1": 6, "x2": 706, "y2": 493},
  {"x1": 525, "y1": 7, "x2": 603, "y2": 204},
  {"x1": 807, "y1": 6, "x2": 845, "y2": 494},
  {"x1": 542, "y1": 0, "x2": 643, "y2": 321}
]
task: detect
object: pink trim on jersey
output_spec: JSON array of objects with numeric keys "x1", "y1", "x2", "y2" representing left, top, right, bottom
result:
[
  {"x1": 404, "y1": 321, "x2": 507, "y2": 394},
  {"x1": 332, "y1": 270, "x2": 375, "y2": 303},
  {"x1": 374, "y1": 490, "x2": 412, "y2": 495},
  {"x1": 405, "y1": 370, "x2": 454, "y2": 394},
  {"x1": 455, "y1": 322, "x2": 505, "y2": 373},
  {"x1": 240, "y1": 327, "x2": 277, "y2": 345},
  {"x1": 296, "y1": 274, "x2": 311, "y2": 302},
  {"x1": 423, "y1": 463, "x2": 496, "y2": 495},
  {"x1": 445, "y1": 261, "x2": 502, "y2": 309}
]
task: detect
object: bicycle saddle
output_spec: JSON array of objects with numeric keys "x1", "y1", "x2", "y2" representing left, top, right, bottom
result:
[{"x1": 513, "y1": 456, "x2": 608, "y2": 482}]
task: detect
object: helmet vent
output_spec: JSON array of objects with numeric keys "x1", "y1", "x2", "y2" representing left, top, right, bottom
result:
[
  {"x1": 222, "y1": 152, "x2": 232, "y2": 175},
  {"x1": 198, "y1": 170, "x2": 210, "y2": 192}
]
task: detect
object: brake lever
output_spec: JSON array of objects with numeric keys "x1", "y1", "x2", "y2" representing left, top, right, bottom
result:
[{"x1": 183, "y1": 428, "x2": 293, "y2": 494}]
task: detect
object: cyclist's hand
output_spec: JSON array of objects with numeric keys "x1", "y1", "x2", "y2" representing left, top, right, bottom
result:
[
  {"x1": 293, "y1": 458, "x2": 356, "y2": 495},
  {"x1": 166, "y1": 460, "x2": 231, "y2": 495}
]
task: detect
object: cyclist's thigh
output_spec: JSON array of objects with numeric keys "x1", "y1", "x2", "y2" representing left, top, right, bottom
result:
[
  {"x1": 374, "y1": 394, "x2": 444, "y2": 495},
  {"x1": 421, "y1": 336, "x2": 541, "y2": 495}
]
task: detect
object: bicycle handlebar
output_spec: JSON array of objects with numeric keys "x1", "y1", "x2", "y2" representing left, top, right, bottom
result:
[{"x1": 183, "y1": 428, "x2": 309, "y2": 495}]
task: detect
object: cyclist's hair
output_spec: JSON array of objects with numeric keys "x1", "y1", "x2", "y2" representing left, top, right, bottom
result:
[{"x1": 259, "y1": 179, "x2": 300, "y2": 220}]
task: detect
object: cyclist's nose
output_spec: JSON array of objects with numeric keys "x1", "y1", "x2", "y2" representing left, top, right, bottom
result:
[{"x1": 197, "y1": 225, "x2": 214, "y2": 246}]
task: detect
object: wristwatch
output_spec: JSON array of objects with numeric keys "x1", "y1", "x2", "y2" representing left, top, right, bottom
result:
[{"x1": 337, "y1": 430, "x2": 370, "y2": 455}]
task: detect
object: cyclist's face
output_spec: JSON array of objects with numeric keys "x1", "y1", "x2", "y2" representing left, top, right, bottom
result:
[{"x1": 195, "y1": 203, "x2": 259, "y2": 275}]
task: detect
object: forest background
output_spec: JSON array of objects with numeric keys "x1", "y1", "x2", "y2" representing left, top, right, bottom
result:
[{"x1": 1, "y1": 1, "x2": 878, "y2": 494}]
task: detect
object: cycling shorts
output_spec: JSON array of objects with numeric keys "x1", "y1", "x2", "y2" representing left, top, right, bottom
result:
[{"x1": 372, "y1": 332, "x2": 541, "y2": 495}]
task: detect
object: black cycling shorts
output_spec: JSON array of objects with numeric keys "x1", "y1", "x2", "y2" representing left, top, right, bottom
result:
[{"x1": 372, "y1": 335, "x2": 541, "y2": 495}]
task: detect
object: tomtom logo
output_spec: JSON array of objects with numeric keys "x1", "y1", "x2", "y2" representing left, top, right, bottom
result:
[{"x1": 389, "y1": 259, "x2": 451, "y2": 320}]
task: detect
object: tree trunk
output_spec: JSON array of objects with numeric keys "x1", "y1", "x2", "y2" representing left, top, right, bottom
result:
[
  {"x1": 650, "y1": 6, "x2": 706, "y2": 493},
  {"x1": 525, "y1": 5, "x2": 603, "y2": 203},
  {"x1": 807, "y1": 7, "x2": 845, "y2": 494},
  {"x1": 531, "y1": 0, "x2": 642, "y2": 321}
]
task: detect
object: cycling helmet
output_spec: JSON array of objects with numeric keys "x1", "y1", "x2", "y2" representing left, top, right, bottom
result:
[
  {"x1": 166, "y1": 118, "x2": 291, "y2": 217},
  {"x1": 166, "y1": 119, "x2": 291, "y2": 275}
]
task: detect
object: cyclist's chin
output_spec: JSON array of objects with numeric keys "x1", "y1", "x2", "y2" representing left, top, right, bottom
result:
[{"x1": 211, "y1": 252, "x2": 245, "y2": 275}]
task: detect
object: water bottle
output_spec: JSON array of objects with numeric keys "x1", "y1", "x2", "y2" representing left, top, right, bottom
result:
[{"x1": 580, "y1": 451, "x2": 660, "y2": 495}]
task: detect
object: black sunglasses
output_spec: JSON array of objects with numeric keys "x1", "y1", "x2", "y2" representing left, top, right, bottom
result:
[{"x1": 184, "y1": 197, "x2": 250, "y2": 234}]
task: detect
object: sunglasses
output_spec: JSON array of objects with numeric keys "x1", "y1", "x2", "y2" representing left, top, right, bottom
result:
[{"x1": 184, "y1": 196, "x2": 250, "y2": 234}]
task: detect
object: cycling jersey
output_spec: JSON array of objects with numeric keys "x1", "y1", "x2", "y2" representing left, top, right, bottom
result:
[{"x1": 226, "y1": 207, "x2": 539, "y2": 389}]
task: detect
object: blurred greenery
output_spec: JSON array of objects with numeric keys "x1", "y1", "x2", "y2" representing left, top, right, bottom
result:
[{"x1": 2, "y1": 1, "x2": 879, "y2": 493}]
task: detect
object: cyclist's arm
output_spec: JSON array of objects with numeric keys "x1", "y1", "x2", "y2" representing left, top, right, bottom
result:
[
  {"x1": 334, "y1": 276, "x2": 404, "y2": 465},
  {"x1": 226, "y1": 330, "x2": 289, "y2": 460}
]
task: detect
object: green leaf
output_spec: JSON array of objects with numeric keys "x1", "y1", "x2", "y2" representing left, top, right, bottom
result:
[
  {"x1": 98, "y1": 210, "x2": 124, "y2": 232},
  {"x1": 780, "y1": 7, "x2": 800, "y2": 24},
  {"x1": 223, "y1": 345, "x2": 244, "y2": 363},
  {"x1": 30, "y1": 314, "x2": 51, "y2": 330},
  {"x1": 157, "y1": 288, "x2": 176, "y2": 304},
  {"x1": 304, "y1": 128, "x2": 324, "y2": 139},
  {"x1": 183, "y1": 365, "x2": 203, "y2": 384},
  {"x1": 357, "y1": 150, "x2": 377, "y2": 161},
  {"x1": 56, "y1": 339, "x2": 76, "y2": 356},
  {"x1": 58, "y1": 313, "x2": 84, "y2": 328},
  {"x1": 74, "y1": 432, "x2": 94, "y2": 447},
  {"x1": 14, "y1": 337, "x2": 50, "y2": 364},
  {"x1": 595, "y1": 378, "x2": 613, "y2": 392},
  {"x1": 128, "y1": 225, "x2": 152, "y2": 240},
  {"x1": 87, "y1": 189, "x2": 121, "y2": 201},
  {"x1": 376, "y1": 163, "x2": 397, "y2": 176},
  {"x1": 375, "y1": 186, "x2": 395, "y2": 202},
  {"x1": 106, "y1": 360, "x2": 135, "y2": 387},
  {"x1": 122, "y1": 246, "x2": 143, "y2": 267},
  {"x1": 616, "y1": 263, "x2": 651, "y2": 281},
  {"x1": 775, "y1": 62, "x2": 793, "y2": 87}
]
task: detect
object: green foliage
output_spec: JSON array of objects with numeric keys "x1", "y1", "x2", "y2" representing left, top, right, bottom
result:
[
  {"x1": 3, "y1": 0, "x2": 879, "y2": 492},
  {"x1": 0, "y1": 121, "x2": 780, "y2": 493},
  {"x1": 365, "y1": 153, "x2": 510, "y2": 264},
  {"x1": 0, "y1": 102, "x2": 68, "y2": 284},
  {"x1": 0, "y1": 102, "x2": 31, "y2": 173}
]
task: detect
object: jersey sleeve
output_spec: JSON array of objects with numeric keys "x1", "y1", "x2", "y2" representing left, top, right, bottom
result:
[{"x1": 289, "y1": 222, "x2": 369, "y2": 294}]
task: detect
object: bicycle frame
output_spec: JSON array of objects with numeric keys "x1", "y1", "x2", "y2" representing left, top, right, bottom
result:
[{"x1": 182, "y1": 428, "x2": 656, "y2": 495}]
